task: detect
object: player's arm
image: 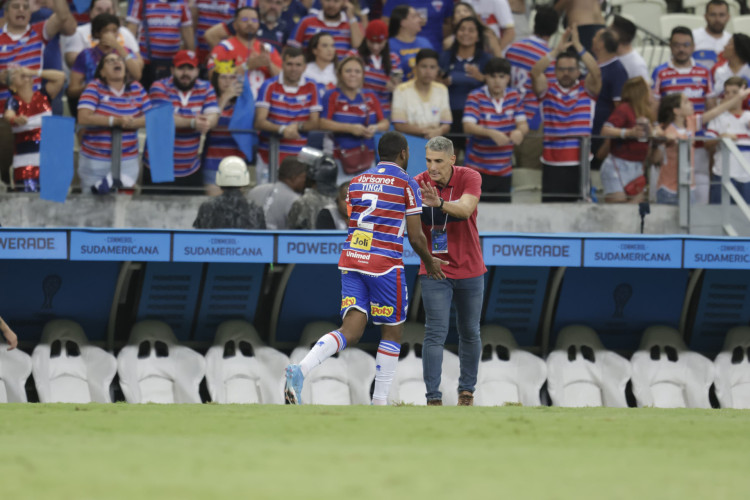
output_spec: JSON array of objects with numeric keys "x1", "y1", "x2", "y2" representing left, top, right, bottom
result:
[
  {"x1": 419, "y1": 180, "x2": 478, "y2": 220},
  {"x1": 406, "y1": 214, "x2": 446, "y2": 280},
  {"x1": 0, "y1": 315, "x2": 18, "y2": 350}
]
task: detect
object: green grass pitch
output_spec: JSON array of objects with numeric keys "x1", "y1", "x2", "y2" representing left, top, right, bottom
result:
[{"x1": 1, "y1": 404, "x2": 749, "y2": 499}]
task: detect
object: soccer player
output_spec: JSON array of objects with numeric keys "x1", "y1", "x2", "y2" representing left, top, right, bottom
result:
[{"x1": 284, "y1": 131, "x2": 447, "y2": 406}]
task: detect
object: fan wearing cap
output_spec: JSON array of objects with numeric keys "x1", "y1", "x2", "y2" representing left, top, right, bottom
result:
[
  {"x1": 349, "y1": 19, "x2": 401, "y2": 120},
  {"x1": 144, "y1": 50, "x2": 219, "y2": 192},
  {"x1": 193, "y1": 156, "x2": 266, "y2": 229}
]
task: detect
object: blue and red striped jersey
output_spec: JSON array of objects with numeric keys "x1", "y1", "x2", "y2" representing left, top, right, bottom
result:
[
  {"x1": 0, "y1": 21, "x2": 48, "y2": 103},
  {"x1": 347, "y1": 49, "x2": 400, "y2": 119},
  {"x1": 78, "y1": 80, "x2": 151, "y2": 161},
  {"x1": 204, "y1": 101, "x2": 246, "y2": 165},
  {"x1": 193, "y1": 0, "x2": 248, "y2": 62},
  {"x1": 463, "y1": 86, "x2": 526, "y2": 176},
  {"x1": 505, "y1": 35, "x2": 556, "y2": 122},
  {"x1": 127, "y1": 0, "x2": 192, "y2": 62},
  {"x1": 256, "y1": 75, "x2": 322, "y2": 163},
  {"x1": 289, "y1": 11, "x2": 354, "y2": 59},
  {"x1": 322, "y1": 87, "x2": 383, "y2": 151},
  {"x1": 540, "y1": 81, "x2": 596, "y2": 166},
  {"x1": 652, "y1": 61, "x2": 713, "y2": 114},
  {"x1": 146, "y1": 77, "x2": 219, "y2": 176},
  {"x1": 339, "y1": 162, "x2": 422, "y2": 276}
]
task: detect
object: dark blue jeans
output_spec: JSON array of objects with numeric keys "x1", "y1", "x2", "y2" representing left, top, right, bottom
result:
[{"x1": 420, "y1": 275, "x2": 484, "y2": 401}]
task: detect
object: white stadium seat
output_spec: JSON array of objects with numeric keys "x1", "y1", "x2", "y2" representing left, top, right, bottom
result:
[
  {"x1": 620, "y1": 0, "x2": 667, "y2": 39},
  {"x1": 205, "y1": 320, "x2": 289, "y2": 404},
  {"x1": 637, "y1": 44, "x2": 672, "y2": 75},
  {"x1": 474, "y1": 325, "x2": 546, "y2": 407},
  {"x1": 289, "y1": 321, "x2": 375, "y2": 405},
  {"x1": 660, "y1": 14, "x2": 704, "y2": 39},
  {"x1": 714, "y1": 326, "x2": 750, "y2": 409},
  {"x1": 31, "y1": 319, "x2": 116, "y2": 403},
  {"x1": 631, "y1": 326, "x2": 714, "y2": 408},
  {"x1": 732, "y1": 15, "x2": 750, "y2": 35},
  {"x1": 117, "y1": 320, "x2": 206, "y2": 404},
  {"x1": 388, "y1": 322, "x2": 459, "y2": 406},
  {"x1": 0, "y1": 341, "x2": 32, "y2": 403},
  {"x1": 547, "y1": 325, "x2": 631, "y2": 408}
]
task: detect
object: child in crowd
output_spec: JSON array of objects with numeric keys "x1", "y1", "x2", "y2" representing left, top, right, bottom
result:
[
  {"x1": 706, "y1": 76, "x2": 750, "y2": 204},
  {"x1": 1, "y1": 66, "x2": 65, "y2": 192},
  {"x1": 655, "y1": 86, "x2": 750, "y2": 204}
]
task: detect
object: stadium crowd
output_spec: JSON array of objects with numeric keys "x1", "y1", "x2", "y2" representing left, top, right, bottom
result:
[{"x1": 2, "y1": 0, "x2": 750, "y2": 225}]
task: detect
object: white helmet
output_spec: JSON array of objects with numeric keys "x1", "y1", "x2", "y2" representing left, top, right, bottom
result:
[{"x1": 216, "y1": 156, "x2": 250, "y2": 187}]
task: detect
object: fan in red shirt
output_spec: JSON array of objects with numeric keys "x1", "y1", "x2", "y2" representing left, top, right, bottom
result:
[{"x1": 414, "y1": 135, "x2": 486, "y2": 407}]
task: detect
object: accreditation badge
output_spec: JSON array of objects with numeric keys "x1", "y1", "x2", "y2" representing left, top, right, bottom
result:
[
  {"x1": 431, "y1": 228, "x2": 448, "y2": 254},
  {"x1": 350, "y1": 230, "x2": 373, "y2": 251}
]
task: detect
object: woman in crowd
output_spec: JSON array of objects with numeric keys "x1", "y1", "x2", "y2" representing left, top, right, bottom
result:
[
  {"x1": 77, "y1": 53, "x2": 150, "y2": 193},
  {"x1": 319, "y1": 56, "x2": 389, "y2": 184},
  {"x1": 1, "y1": 67, "x2": 66, "y2": 192},
  {"x1": 600, "y1": 77, "x2": 658, "y2": 203},
  {"x1": 203, "y1": 60, "x2": 247, "y2": 195},
  {"x1": 442, "y1": 2, "x2": 502, "y2": 56},
  {"x1": 351, "y1": 19, "x2": 402, "y2": 120},
  {"x1": 440, "y1": 16, "x2": 491, "y2": 136},
  {"x1": 388, "y1": 4, "x2": 432, "y2": 80},
  {"x1": 711, "y1": 33, "x2": 750, "y2": 99},
  {"x1": 68, "y1": 14, "x2": 142, "y2": 107},
  {"x1": 303, "y1": 32, "x2": 337, "y2": 91}
]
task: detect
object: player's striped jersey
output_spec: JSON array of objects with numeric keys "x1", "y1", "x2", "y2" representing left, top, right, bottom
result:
[
  {"x1": 78, "y1": 80, "x2": 151, "y2": 161},
  {"x1": 505, "y1": 35, "x2": 556, "y2": 122},
  {"x1": 347, "y1": 49, "x2": 401, "y2": 119},
  {"x1": 339, "y1": 162, "x2": 422, "y2": 276},
  {"x1": 540, "y1": 81, "x2": 596, "y2": 166},
  {"x1": 289, "y1": 11, "x2": 353, "y2": 59},
  {"x1": 2, "y1": 88, "x2": 52, "y2": 168},
  {"x1": 146, "y1": 77, "x2": 218, "y2": 176},
  {"x1": 127, "y1": 0, "x2": 192, "y2": 62},
  {"x1": 321, "y1": 87, "x2": 383, "y2": 151},
  {"x1": 256, "y1": 75, "x2": 322, "y2": 163},
  {"x1": 463, "y1": 86, "x2": 526, "y2": 176},
  {"x1": 194, "y1": 0, "x2": 248, "y2": 62},
  {"x1": 204, "y1": 102, "x2": 246, "y2": 163},
  {"x1": 0, "y1": 21, "x2": 48, "y2": 103},
  {"x1": 652, "y1": 60, "x2": 712, "y2": 113}
]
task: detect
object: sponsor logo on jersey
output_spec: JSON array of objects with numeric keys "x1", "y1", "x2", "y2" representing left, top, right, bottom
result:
[
  {"x1": 370, "y1": 303, "x2": 394, "y2": 317},
  {"x1": 357, "y1": 175, "x2": 395, "y2": 185},
  {"x1": 341, "y1": 296, "x2": 356, "y2": 309}
]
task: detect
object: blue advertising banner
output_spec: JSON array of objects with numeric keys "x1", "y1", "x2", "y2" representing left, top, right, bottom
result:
[
  {"x1": 0, "y1": 231, "x2": 67, "y2": 260},
  {"x1": 70, "y1": 231, "x2": 171, "y2": 261},
  {"x1": 277, "y1": 234, "x2": 346, "y2": 264},
  {"x1": 483, "y1": 236, "x2": 581, "y2": 267},
  {"x1": 683, "y1": 239, "x2": 750, "y2": 269},
  {"x1": 173, "y1": 233, "x2": 274, "y2": 263},
  {"x1": 583, "y1": 238, "x2": 683, "y2": 268}
]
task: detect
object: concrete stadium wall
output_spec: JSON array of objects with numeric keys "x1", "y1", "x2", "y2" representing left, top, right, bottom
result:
[{"x1": 0, "y1": 193, "x2": 684, "y2": 234}]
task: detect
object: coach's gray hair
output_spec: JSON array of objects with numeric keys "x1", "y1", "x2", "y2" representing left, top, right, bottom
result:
[{"x1": 425, "y1": 136, "x2": 454, "y2": 157}]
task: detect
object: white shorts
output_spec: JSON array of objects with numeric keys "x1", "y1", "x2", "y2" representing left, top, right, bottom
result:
[
  {"x1": 78, "y1": 155, "x2": 139, "y2": 193},
  {"x1": 600, "y1": 155, "x2": 644, "y2": 195}
]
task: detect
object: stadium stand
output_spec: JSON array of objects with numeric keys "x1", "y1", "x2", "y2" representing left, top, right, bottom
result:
[
  {"x1": 117, "y1": 320, "x2": 206, "y2": 403},
  {"x1": 684, "y1": 0, "x2": 741, "y2": 16},
  {"x1": 732, "y1": 14, "x2": 750, "y2": 32},
  {"x1": 288, "y1": 321, "x2": 375, "y2": 405},
  {"x1": 0, "y1": 341, "x2": 32, "y2": 403},
  {"x1": 630, "y1": 325, "x2": 714, "y2": 408},
  {"x1": 659, "y1": 13, "x2": 705, "y2": 38},
  {"x1": 620, "y1": 0, "x2": 667, "y2": 38},
  {"x1": 388, "y1": 322, "x2": 459, "y2": 406},
  {"x1": 473, "y1": 325, "x2": 546, "y2": 407},
  {"x1": 714, "y1": 326, "x2": 750, "y2": 409},
  {"x1": 205, "y1": 319, "x2": 288, "y2": 404},
  {"x1": 546, "y1": 325, "x2": 631, "y2": 408},
  {"x1": 31, "y1": 319, "x2": 117, "y2": 403}
]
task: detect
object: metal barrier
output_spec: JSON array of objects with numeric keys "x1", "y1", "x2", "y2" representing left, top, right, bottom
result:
[{"x1": 717, "y1": 137, "x2": 750, "y2": 236}]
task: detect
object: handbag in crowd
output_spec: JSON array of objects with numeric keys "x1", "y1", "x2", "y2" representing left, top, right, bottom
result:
[
  {"x1": 335, "y1": 94, "x2": 375, "y2": 175},
  {"x1": 612, "y1": 156, "x2": 647, "y2": 197}
]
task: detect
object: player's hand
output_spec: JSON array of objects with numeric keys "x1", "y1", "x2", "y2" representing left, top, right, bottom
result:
[
  {"x1": 425, "y1": 256, "x2": 449, "y2": 280},
  {"x1": 419, "y1": 180, "x2": 441, "y2": 207},
  {"x1": 3, "y1": 328, "x2": 18, "y2": 350},
  {"x1": 509, "y1": 129, "x2": 524, "y2": 145}
]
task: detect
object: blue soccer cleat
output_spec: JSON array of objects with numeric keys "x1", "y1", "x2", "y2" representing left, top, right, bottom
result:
[{"x1": 285, "y1": 364, "x2": 304, "y2": 404}]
